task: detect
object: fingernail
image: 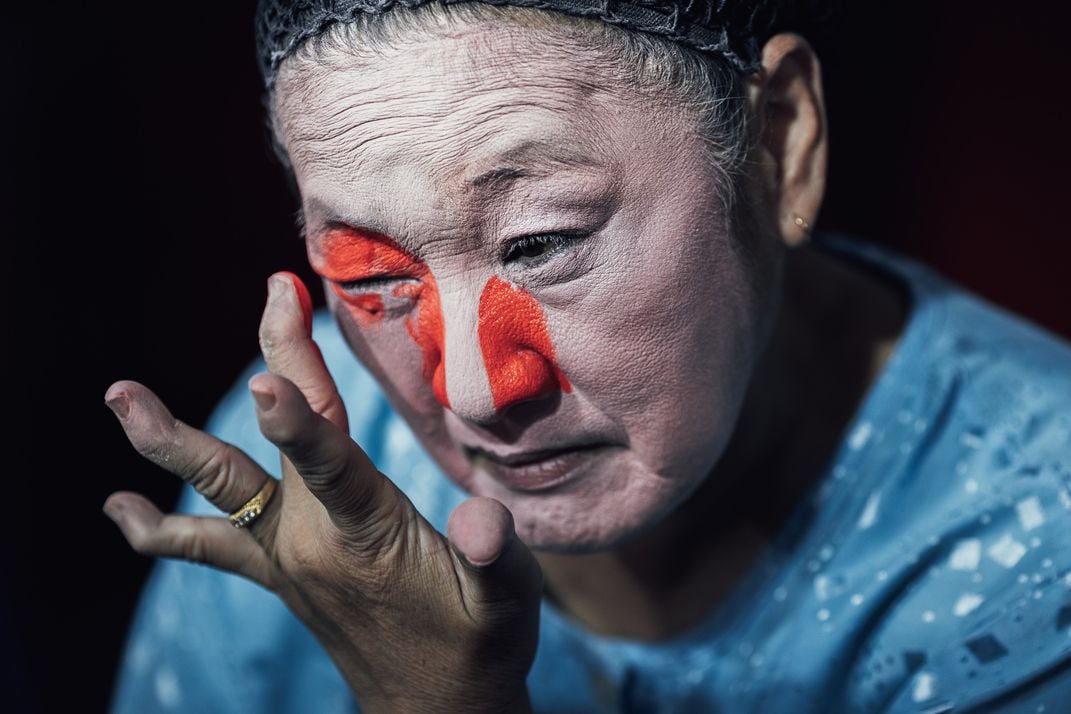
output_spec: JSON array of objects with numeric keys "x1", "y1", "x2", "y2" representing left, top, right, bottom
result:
[
  {"x1": 277, "y1": 271, "x2": 314, "y2": 337},
  {"x1": 268, "y1": 274, "x2": 290, "y2": 302},
  {"x1": 103, "y1": 499, "x2": 124, "y2": 523},
  {"x1": 452, "y1": 543, "x2": 498, "y2": 570},
  {"x1": 251, "y1": 386, "x2": 276, "y2": 411},
  {"x1": 105, "y1": 393, "x2": 130, "y2": 420}
]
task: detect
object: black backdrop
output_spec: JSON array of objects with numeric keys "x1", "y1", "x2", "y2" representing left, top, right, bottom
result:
[{"x1": 8, "y1": 2, "x2": 1071, "y2": 711}]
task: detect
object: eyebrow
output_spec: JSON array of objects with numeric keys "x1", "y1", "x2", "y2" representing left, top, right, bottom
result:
[
  {"x1": 303, "y1": 198, "x2": 392, "y2": 243},
  {"x1": 466, "y1": 140, "x2": 604, "y2": 193},
  {"x1": 300, "y1": 141, "x2": 605, "y2": 244}
]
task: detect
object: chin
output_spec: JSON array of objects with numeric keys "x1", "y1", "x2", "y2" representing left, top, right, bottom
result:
[
  {"x1": 509, "y1": 495, "x2": 682, "y2": 554},
  {"x1": 459, "y1": 446, "x2": 700, "y2": 554}
]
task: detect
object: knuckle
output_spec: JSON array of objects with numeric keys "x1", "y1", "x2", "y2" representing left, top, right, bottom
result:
[
  {"x1": 342, "y1": 494, "x2": 410, "y2": 566},
  {"x1": 314, "y1": 449, "x2": 355, "y2": 488},
  {"x1": 186, "y1": 442, "x2": 241, "y2": 505},
  {"x1": 324, "y1": 531, "x2": 396, "y2": 601},
  {"x1": 170, "y1": 521, "x2": 213, "y2": 564},
  {"x1": 126, "y1": 528, "x2": 155, "y2": 555},
  {"x1": 259, "y1": 324, "x2": 302, "y2": 361},
  {"x1": 290, "y1": 435, "x2": 350, "y2": 485},
  {"x1": 305, "y1": 385, "x2": 343, "y2": 419},
  {"x1": 132, "y1": 418, "x2": 181, "y2": 464},
  {"x1": 266, "y1": 415, "x2": 306, "y2": 452},
  {"x1": 248, "y1": 501, "x2": 281, "y2": 550},
  {"x1": 255, "y1": 395, "x2": 308, "y2": 450},
  {"x1": 332, "y1": 482, "x2": 376, "y2": 525}
]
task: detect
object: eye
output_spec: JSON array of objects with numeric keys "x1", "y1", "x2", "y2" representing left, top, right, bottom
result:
[
  {"x1": 502, "y1": 232, "x2": 586, "y2": 266},
  {"x1": 333, "y1": 276, "x2": 421, "y2": 317},
  {"x1": 334, "y1": 276, "x2": 417, "y2": 308},
  {"x1": 336, "y1": 276, "x2": 401, "y2": 295}
]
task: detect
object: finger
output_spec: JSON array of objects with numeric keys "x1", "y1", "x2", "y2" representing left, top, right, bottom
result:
[
  {"x1": 446, "y1": 498, "x2": 543, "y2": 629},
  {"x1": 249, "y1": 372, "x2": 404, "y2": 542},
  {"x1": 259, "y1": 272, "x2": 348, "y2": 431},
  {"x1": 104, "y1": 491, "x2": 275, "y2": 588},
  {"x1": 105, "y1": 380, "x2": 274, "y2": 515}
]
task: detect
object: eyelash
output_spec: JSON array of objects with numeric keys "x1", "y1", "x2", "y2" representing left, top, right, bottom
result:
[
  {"x1": 335, "y1": 232, "x2": 585, "y2": 295},
  {"x1": 502, "y1": 232, "x2": 586, "y2": 266},
  {"x1": 337, "y1": 276, "x2": 405, "y2": 293}
]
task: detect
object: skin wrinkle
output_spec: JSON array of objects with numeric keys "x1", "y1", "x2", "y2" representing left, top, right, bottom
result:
[
  {"x1": 304, "y1": 135, "x2": 620, "y2": 265},
  {"x1": 272, "y1": 8, "x2": 748, "y2": 203},
  {"x1": 274, "y1": 26, "x2": 658, "y2": 176},
  {"x1": 483, "y1": 179, "x2": 618, "y2": 266},
  {"x1": 240, "y1": 7, "x2": 916, "y2": 644},
  {"x1": 275, "y1": 19, "x2": 762, "y2": 555},
  {"x1": 280, "y1": 42, "x2": 611, "y2": 124},
  {"x1": 294, "y1": 99, "x2": 605, "y2": 177}
]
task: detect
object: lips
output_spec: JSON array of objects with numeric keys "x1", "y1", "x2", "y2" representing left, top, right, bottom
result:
[{"x1": 464, "y1": 441, "x2": 611, "y2": 492}]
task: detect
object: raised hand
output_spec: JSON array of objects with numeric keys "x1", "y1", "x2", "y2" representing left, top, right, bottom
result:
[{"x1": 104, "y1": 272, "x2": 542, "y2": 713}]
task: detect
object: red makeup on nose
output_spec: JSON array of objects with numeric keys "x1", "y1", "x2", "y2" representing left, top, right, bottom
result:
[
  {"x1": 317, "y1": 230, "x2": 570, "y2": 414},
  {"x1": 478, "y1": 275, "x2": 572, "y2": 412}
]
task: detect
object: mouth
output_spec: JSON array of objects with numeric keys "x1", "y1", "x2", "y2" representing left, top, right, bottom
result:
[{"x1": 463, "y1": 441, "x2": 611, "y2": 493}]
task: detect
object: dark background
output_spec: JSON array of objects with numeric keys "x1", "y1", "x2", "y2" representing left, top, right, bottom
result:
[{"x1": 8, "y1": 2, "x2": 1070, "y2": 711}]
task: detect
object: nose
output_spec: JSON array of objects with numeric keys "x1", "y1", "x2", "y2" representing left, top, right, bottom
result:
[
  {"x1": 478, "y1": 276, "x2": 571, "y2": 414},
  {"x1": 439, "y1": 275, "x2": 570, "y2": 424},
  {"x1": 440, "y1": 282, "x2": 497, "y2": 422}
]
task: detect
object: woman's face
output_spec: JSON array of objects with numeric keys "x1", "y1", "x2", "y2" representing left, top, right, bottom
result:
[{"x1": 273, "y1": 20, "x2": 778, "y2": 552}]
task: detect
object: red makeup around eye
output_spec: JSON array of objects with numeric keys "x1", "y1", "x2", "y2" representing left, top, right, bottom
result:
[
  {"x1": 478, "y1": 275, "x2": 572, "y2": 411},
  {"x1": 316, "y1": 229, "x2": 572, "y2": 416},
  {"x1": 318, "y1": 229, "x2": 450, "y2": 408}
]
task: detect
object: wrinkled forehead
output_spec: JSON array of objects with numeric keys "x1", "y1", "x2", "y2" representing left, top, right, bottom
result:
[{"x1": 272, "y1": 23, "x2": 660, "y2": 189}]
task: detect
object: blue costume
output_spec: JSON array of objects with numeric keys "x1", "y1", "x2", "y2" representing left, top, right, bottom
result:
[{"x1": 112, "y1": 236, "x2": 1071, "y2": 713}]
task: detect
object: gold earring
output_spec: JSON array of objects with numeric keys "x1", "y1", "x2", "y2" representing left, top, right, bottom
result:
[{"x1": 793, "y1": 213, "x2": 812, "y2": 240}]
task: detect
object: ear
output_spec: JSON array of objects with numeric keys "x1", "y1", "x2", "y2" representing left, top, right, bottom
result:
[{"x1": 744, "y1": 33, "x2": 828, "y2": 247}]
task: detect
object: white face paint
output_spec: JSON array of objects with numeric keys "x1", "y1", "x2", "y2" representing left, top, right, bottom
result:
[{"x1": 274, "y1": 16, "x2": 777, "y2": 552}]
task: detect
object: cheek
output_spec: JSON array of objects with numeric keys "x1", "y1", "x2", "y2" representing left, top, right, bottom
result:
[
  {"x1": 396, "y1": 279, "x2": 449, "y2": 409},
  {"x1": 335, "y1": 275, "x2": 451, "y2": 410},
  {"x1": 541, "y1": 234, "x2": 756, "y2": 452}
]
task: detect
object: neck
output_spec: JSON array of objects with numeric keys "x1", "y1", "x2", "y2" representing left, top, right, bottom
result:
[{"x1": 535, "y1": 240, "x2": 909, "y2": 641}]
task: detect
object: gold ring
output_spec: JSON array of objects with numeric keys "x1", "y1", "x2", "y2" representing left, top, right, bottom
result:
[{"x1": 228, "y1": 478, "x2": 278, "y2": 528}]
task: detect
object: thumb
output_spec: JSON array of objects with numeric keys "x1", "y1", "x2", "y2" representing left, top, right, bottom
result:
[{"x1": 447, "y1": 498, "x2": 543, "y2": 628}]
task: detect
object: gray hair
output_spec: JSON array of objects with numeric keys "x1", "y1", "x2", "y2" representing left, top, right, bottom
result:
[{"x1": 265, "y1": 2, "x2": 756, "y2": 220}]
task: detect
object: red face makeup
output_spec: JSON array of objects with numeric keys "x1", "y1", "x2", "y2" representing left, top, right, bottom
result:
[
  {"x1": 316, "y1": 229, "x2": 570, "y2": 416},
  {"x1": 280, "y1": 23, "x2": 768, "y2": 551},
  {"x1": 318, "y1": 229, "x2": 450, "y2": 408},
  {"x1": 478, "y1": 275, "x2": 571, "y2": 412}
]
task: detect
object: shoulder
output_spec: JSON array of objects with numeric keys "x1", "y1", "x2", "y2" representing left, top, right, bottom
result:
[
  {"x1": 822, "y1": 234, "x2": 1071, "y2": 504},
  {"x1": 896, "y1": 242, "x2": 1071, "y2": 530},
  {"x1": 823, "y1": 238, "x2": 1071, "y2": 713},
  {"x1": 879, "y1": 239, "x2": 1071, "y2": 530}
]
